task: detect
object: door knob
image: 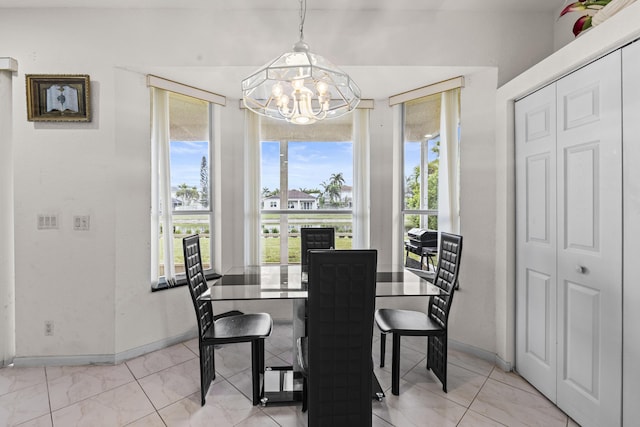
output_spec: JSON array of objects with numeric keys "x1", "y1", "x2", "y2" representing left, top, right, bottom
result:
[{"x1": 576, "y1": 265, "x2": 586, "y2": 274}]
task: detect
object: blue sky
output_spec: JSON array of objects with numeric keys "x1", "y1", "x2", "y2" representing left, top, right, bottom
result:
[
  {"x1": 170, "y1": 138, "x2": 437, "y2": 191},
  {"x1": 404, "y1": 137, "x2": 439, "y2": 180},
  {"x1": 261, "y1": 141, "x2": 353, "y2": 191},
  {"x1": 170, "y1": 141, "x2": 208, "y2": 189},
  {"x1": 170, "y1": 140, "x2": 354, "y2": 192}
]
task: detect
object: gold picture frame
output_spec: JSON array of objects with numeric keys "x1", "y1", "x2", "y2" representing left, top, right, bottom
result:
[{"x1": 26, "y1": 74, "x2": 91, "y2": 122}]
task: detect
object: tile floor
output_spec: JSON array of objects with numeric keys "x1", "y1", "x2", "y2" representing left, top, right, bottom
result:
[{"x1": 0, "y1": 322, "x2": 580, "y2": 427}]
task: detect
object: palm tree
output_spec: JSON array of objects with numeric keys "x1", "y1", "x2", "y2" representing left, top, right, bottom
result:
[
  {"x1": 329, "y1": 172, "x2": 345, "y2": 189},
  {"x1": 328, "y1": 172, "x2": 345, "y2": 206},
  {"x1": 176, "y1": 183, "x2": 199, "y2": 207}
]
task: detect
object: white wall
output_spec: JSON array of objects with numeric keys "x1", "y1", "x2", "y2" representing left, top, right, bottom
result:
[
  {"x1": 0, "y1": 6, "x2": 556, "y2": 363},
  {"x1": 453, "y1": 68, "x2": 499, "y2": 353}
]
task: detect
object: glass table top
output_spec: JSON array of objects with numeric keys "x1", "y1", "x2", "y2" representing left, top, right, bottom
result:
[{"x1": 199, "y1": 265, "x2": 443, "y2": 301}]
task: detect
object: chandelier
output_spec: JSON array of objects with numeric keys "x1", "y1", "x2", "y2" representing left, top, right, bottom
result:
[{"x1": 241, "y1": 0, "x2": 361, "y2": 125}]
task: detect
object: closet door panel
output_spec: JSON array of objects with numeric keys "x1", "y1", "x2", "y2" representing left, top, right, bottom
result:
[
  {"x1": 556, "y1": 50, "x2": 622, "y2": 427},
  {"x1": 515, "y1": 83, "x2": 557, "y2": 400}
]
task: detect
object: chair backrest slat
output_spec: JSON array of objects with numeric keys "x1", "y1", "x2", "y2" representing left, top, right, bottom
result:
[
  {"x1": 428, "y1": 233, "x2": 463, "y2": 329},
  {"x1": 183, "y1": 235, "x2": 215, "y2": 338},
  {"x1": 306, "y1": 249, "x2": 377, "y2": 427},
  {"x1": 300, "y1": 227, "x2": 335, "y2": 268}
]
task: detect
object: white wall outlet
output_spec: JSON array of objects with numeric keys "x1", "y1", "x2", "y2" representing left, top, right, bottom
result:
[
  {"x1": 37, "y1": 214, "x2": 59, "y2": 230},
  {"x1": 44, "y1": 320, "x2": 54, "y2": 336},
  {"x1": 73, "y1": 215, "x2": 90, "y2": 231}
]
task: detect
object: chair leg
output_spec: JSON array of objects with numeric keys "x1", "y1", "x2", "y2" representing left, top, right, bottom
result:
[
  {"x1": 391, "y1": 333, "x2": 401, "y2": 395},
  {"x1": 251, "y1": 339, "x2": 262, "y2": 405},
  {"x1": 441, "y1": 334, "x2": 448, "y2": 393},
  {"x1": 427, "y1": 335, "x2": 448, "y2": 393},
  {"x1": 301, "y1": 376, "x2": 308, "y2": 412},
  {"x1": 258, "y1": 338, "x2": 265, "y2": 373},
  {"x1": 380, "y1": 332, "x2": 386, "y2": 367},
  {"x1": 200, "y1": 343, "x2": 216, "y2": 406}
]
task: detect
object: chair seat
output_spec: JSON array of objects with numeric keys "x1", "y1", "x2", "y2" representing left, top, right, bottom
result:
[
  {"x1": 375, "y1": 309, "x2": 444, "y2": 336},
  {"x1": 203, "y1": 313, "x2": 272, "y2": 344}
]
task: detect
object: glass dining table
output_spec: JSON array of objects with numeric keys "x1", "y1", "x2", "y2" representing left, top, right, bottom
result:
[{"x1": 198, "y1": 264, "x2": 443, "y2": 405}]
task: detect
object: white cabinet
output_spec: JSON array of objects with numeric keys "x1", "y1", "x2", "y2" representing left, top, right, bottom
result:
[{"x1": 516, "y1": 50, "x2": 623, "y2": 427}]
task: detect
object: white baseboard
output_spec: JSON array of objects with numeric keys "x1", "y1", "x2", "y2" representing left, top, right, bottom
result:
[
  {"x1": 449, "y1": 339, "x2": 513, "y2": 372},
  {"x1": 12, "y1": 329, "x2": 198, "y2": 367},
  {"x1": 12, "y1": 325, "x2": 513, "y2": 372}
]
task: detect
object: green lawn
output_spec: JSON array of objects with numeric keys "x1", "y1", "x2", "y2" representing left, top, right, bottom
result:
[
  {"x1": 160, "y1": 234, "x2": 353, "y2": 272},
  {"x1": 261, "y1": 235, "x2": 352, "y2": 263},
  {"x1": 159, "y1": 235, "x2": 211, "y2": 274},
  {"x1": 161, "y1": 233, "x2": 433, "y2": 273}
]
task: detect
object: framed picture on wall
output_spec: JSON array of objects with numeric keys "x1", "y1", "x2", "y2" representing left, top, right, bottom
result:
[{"x1": 26, "y1": 74, "x2": 91, "y2": 122}]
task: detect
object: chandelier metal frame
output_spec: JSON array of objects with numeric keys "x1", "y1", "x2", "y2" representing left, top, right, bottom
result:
[{"x1": 241, "y1": 0, "x2": 361, "y2": 125}]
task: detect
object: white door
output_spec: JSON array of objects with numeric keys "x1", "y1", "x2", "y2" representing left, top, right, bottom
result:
[
  {"x1": 515, "y1": 83, "x2": 558, "y2": 400},
  {"x1": 516, "y1": 50, "x2": 622, "y2": 427},
  {"x1": 555, "y1": 51, "x2": 622, "y2": 427}
]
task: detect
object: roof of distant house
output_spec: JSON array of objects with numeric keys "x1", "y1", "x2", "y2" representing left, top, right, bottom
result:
[{"x1": 264, "y1": 189, "x2": 317, "y2": 200}]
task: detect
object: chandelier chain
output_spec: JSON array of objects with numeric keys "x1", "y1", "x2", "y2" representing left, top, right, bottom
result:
[{"x1": 298, "y1": 0, "x2": 306, "y2": 41}]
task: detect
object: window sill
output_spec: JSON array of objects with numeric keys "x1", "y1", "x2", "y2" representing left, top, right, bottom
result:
[{"x1": 151, "y1": 271, "x2": 222, "y2": 292}]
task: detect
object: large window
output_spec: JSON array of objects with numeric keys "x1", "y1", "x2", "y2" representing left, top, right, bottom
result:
[
  {"x1": 403, "y1": 93, "x2": 441, "y2": 234},
  {"x1": 259, "y1": 116, "x2": 355, "y2": 264},
  {"x1": 400, "y1": 86, "x2": 460, "y2": 265},
  {"x1": 151, "y1": 88, "x2": 216, "y2": 288}
]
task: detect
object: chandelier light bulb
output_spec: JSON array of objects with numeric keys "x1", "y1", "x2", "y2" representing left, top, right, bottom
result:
[
  {"x1": 316, "y1": 81, "x2": 328, "y2": 95},
  {"x1": 280, "y1": 94, "x2": 290, "y2": 110},
  {"x1": 272, "y1": 83, "x2": 283, "y2": 98},
  {"x1": 292, "y1": 79, "x2": 305, "y2": 90}
]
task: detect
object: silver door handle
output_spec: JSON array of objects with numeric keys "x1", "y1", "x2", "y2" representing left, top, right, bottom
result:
[{"x1": 576, "y1": 265, "x2": 586, "y2": 274}]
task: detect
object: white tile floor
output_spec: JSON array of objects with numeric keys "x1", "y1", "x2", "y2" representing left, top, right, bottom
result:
[{"x1": 0, "y1": 322, "x2": 580, "y2": 427}]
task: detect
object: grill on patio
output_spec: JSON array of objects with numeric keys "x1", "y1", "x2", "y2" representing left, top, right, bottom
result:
[{"x1": 404, "y1": 228, "x2": 438, "y2": 270}]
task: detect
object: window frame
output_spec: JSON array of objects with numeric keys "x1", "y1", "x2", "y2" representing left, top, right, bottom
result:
[
  {"x1": 149, "y1": 77, "x2": 226, "y2": 291},
  {"x1": 390, "y1": 78, "x2": 463, "y2": 266},
  {"x1": 259, "y1": 138, "x2": 355, "y2": 265}
]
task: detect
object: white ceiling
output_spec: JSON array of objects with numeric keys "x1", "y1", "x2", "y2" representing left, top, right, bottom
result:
[
  {"x1": 0, "y1": 0, "x2": 561, "y2": 12},
  {"x1": 1, "y1": 0, "x2": 562, "y2": 99}
]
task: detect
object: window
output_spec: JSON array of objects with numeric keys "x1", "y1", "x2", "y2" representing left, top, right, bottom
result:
[
  {"x1": 403, "y1": 93, "x2": 441, "y2": 234},
  {"x1": 259, "y1": 115, "x2": 356, "y2": 264},
  {"x1": 397, "y1": 84, "x2": 461, "y2": 266},
  {"x1": 151, "y1": 87, "x2": 217, "y2": 289}
]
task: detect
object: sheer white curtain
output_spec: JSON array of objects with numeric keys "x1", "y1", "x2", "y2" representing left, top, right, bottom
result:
[
  {"x1": 150, "y1": 88, "x2": 175, "y2": 285},
  {"x1": 352, "y1": 108, "x2": 370, "y2": 249},
  {"x1": 391, "y1": 104, "x2": 405, "y2": 266},
  {"x1": 244, "y1": 110, "x2": 262, "y2": 265},
  {"x1": 438, "y1": 88, "x2": 461, "y2": 234}
]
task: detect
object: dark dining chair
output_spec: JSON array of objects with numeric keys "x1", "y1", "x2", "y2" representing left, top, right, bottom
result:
[
  {"x1": 297, "y1": 249, "x2": 377, "y2": 427},
  {"x1": 183, "y1": 234, "x2": 273, "y2": 406},
  {"x1": 375, "y1": 232, "x2": 463, "y2": 395},
  {"x1": 300, "y1": 227, "x2": 335, "y2": 270}
]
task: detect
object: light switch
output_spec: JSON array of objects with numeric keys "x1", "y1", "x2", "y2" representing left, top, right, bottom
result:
[
  {"x1": 73, "y1": 215, "x2": 90, "y2": 231},
  {"x1": 37, "y1": 214, "x2": 59, "y2": 230}
]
